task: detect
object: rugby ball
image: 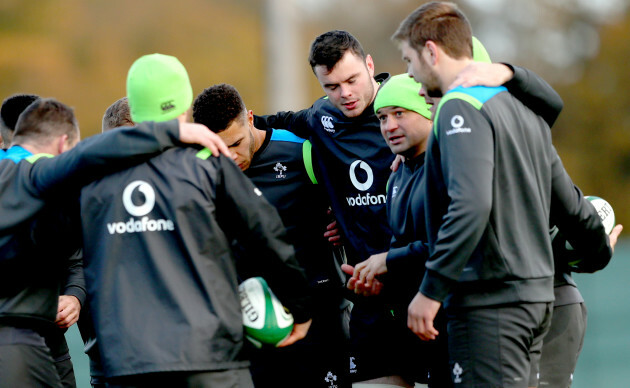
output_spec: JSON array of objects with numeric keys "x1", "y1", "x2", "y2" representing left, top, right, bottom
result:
[
  {"x1": 585, "y1": 195, "x2": 615, "y2": 235},
  {"x1": 563, "y1": 195, "x2": 615, "y2": 252},
  {"x1": 238, "y1": 277, "x2": 294, "y2": 348}
]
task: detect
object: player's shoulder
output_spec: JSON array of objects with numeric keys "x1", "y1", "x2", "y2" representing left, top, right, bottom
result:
[
  {"x1": 442, "y1": 85, "x2": 507, "y2": 110},
  {"x1": 269, "y1": 129, "x2": 306, "y2": 145},
  {"x1": 435, "y1": 86, "x2": 507, "y2": 128},
  {"x1": 311, "y1": 96, "x2": 342, "y2": 117}
]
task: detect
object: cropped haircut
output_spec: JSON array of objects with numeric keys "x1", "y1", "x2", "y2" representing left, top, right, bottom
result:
[
  {"x1": 12, "y1": 98, "x2": 79, "y2": 148},
  {"x1": 308, "y1": 30, "x2": 366, "y2": 72},
  {"x1": 102, "y1": 97, "x2": 134, "y2": 133},
  {"x1": 192, "y1": 84, "x2": 246, "y2": 133},
  {"x1": 1, "y1": 94, "x2": 40, "y2": 144},
  {"x1": 392, "y1": 2, "x2": 473, "y2": 60}
]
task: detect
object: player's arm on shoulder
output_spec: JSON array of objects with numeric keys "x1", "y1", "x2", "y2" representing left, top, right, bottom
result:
[
  {"x1": 29, "y1": 120, "x2": 212, "y2": 196},
  {"x1": 450, "y1": 62, "x2": 563, "y2": 127},
  {"x1": 254, "y1": 108, "x2": 311, "y2": 138},
  {"x1": 503, "y1": 64, "x2": 563, "y2": 127}
]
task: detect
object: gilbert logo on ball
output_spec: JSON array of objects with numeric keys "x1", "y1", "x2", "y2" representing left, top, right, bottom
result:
[
  {"x1": 585, "y1": 195, "x2": 615, "y2": 235},
  {"x1": 564, "y1": 195, "x2": 615, "y2": 253},
  {"x1": 239, "y1": 277, "x2": 294, "y2": 348}
]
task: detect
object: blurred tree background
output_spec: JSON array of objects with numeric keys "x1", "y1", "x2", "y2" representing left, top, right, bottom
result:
[
  {"x1": 2, "y1": 0, "x2": 628, "y2": 221},
  {"x1": 2, "y1": 1, "x2": 630, "y2": 386}
]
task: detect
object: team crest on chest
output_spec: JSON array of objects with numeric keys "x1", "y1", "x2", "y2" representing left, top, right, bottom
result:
[{"x1": 273, "y1": 162, "x2": 287, "y2": 179}]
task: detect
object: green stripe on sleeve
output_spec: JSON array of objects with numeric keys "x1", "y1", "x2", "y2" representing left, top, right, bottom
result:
[
  {"x1": 196, "y1": 148, "x2": 212, "y2": 160},
  {"x1": 302, "y1": 140, "x2": 318, "y2": 184},
  {"x1": 25, "y1": 153, "x2": 54, "y2": 163}
]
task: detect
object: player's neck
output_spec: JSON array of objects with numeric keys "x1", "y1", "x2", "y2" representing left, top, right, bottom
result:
[
  {"x1": 439, "y1": 57, "x2": 473, "y2": 94},
  {"x1": 252, "y1": 126, "x2": 267, "y2": 154},
  {"x1": 17, "y1": 142, "x2": 55, "y2": 156}
]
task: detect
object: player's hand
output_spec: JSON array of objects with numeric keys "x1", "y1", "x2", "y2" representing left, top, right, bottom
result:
[
  {"x1": 324, "y1": 209, "x2": 343, "y2": 246},
  {"x1": 55, "y1": 295, "x2": 81, "y2": 329},
  {"x1": 276, "y1": 319, "x2": 312, "y2": 347},
  {"x1": 178, "y1": 122, "x2": 232, "y2": 158},
  {"x1": 391, "y1": 154, "x2": 406, "y2": 172},
  {"x1": 355, "y1": 253, "x2": 388, "y2": 290},
  {"x1": 341, "y1": 263, "x2": 384, "y2": 296},
  {"x1": 609, "y1": 224, "x2": 623, "y2": 253},
  {"x1": 408, "y1": 292, "x2": 441, "y2": 341},
  {"x1": 448, "y1": 62, "x2": 513, "y2": 90}
]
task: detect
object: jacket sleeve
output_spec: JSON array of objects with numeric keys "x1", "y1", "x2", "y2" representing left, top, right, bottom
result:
[
  {"x1": 62, "y1": 249, "x2": 87, "y2": 307},
  {"x1": 254, "y1": 109, "x2": 311, "y2": 139},
  {"x1": 503, "y1": 64, "x2": 564, "y2": 127},
  {"x1": 421, "y1": 100, "x2": 495, "y2": 302},
  {"x1": 28, "y1": 120, "x2": 182, "y2": 196},
  {"x1": 386, "y1": 240, "x2": 428, "y2": 278},
  {"x1": 213, "y1": 156, "x2": 312, "y2": 323},
  {"x1": 548, "y1": 149, "x2": 612, "y2": 272}
]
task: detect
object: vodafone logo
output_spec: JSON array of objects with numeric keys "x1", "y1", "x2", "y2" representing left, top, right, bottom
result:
[
  {"x1": 446, "y1": 114, "x2": 471, "y2": 136},
  {"x1": 349, "y1": 160, "x2": 373, "y2": 191},
  {"x1": 451, "y1": 115, "x2": 464, "y2": 128},
  {"x1": 122, "y1": 181, "x2": 155, "y2": 216},
  {"x1": 106, "y1": 180, "x2": 174, "y2": 235},
  {"x1": 345, "y1": 160, "x2": 386, "y2": 207}
]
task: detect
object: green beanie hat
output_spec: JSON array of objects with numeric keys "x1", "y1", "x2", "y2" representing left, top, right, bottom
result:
[
  {"x1": 126, "y1": 53, "x2": 193, "y2": 123},
  {"x1": 472, "y1": 36, "x2": 491, "y2": 63},
  {"x1": 373, "y1": 74, "x2": 432, "y2": 119}
]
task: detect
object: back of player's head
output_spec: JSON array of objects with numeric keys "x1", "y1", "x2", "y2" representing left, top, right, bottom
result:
[
  {"x1": 102, "y1": 97, "x2": 134, "y2": 132},
  {"x1": 192, "y1": 84, "x2": 246, "y2": 133},
  {"x1": 12, "y1": 98, "x2": 79, "y2": 147},
  {"x1": 308, "y1": 30, "x2": 366, "y2": 72},
  {"x1": 1, "y1": 93, "x2": 40, "y2": 144},
  {"x1": 392, "y1": 1, "x2": 472, "y2": 60},
  {"x1": 126, "y1": 53, "x2": 193, "y2": 123},
  {"x1": 374, "y1": 74, "x2": 432, "y2": 120}
]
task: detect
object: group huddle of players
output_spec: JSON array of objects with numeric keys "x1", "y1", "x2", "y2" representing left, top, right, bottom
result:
[{"x1": 0, "y1": 2, "x2": 620, "y2": 388}]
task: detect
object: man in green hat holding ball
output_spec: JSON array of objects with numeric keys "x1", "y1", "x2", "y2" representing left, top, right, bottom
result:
[{"x1": 79, "y1": 53, "x2": 312, "y2": 388}]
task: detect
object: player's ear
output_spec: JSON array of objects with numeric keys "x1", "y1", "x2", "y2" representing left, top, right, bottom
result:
[
  {"x1": 365, "y1": 54, "x2": 375, "y2": 78},
  {"x1": 56, "y1": 134, "x2": 69, "y2": 155},
  {"x1": 247, "y1": 110, "x2": 254, "y2": 125},
  {"x1": 425, "y1": 41, "x2": 439, "y2": 66}
]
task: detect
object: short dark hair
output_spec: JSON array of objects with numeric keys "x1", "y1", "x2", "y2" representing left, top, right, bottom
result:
[
  {"x1": 102, "y1": 97, "x2": 134, "y2": 133},
  {"x1": 308, "y1": 30, "x2": 366, "y2": 72},
  {"x1": 1, "y1": 93, "x2": 40, "y2": 144},
  {"x1": 392, "y1": 2, "x2": 472, "y2": 59},
  {"x1": 192, "y1": 84, "x2": 246, "y2": 133},
  {"x1": 12, "y1": 98, "x2": 79, "y2": 148}
]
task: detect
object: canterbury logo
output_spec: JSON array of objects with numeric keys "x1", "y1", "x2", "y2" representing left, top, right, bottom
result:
[
  {"x1": 321, "y1": 116, "x2": 335, "y2": 132},
  {"x1": 160, "y1": 100, "x2": 175, "y2": 112}
]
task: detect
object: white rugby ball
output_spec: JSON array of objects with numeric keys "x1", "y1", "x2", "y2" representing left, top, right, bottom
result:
[
  {"x1": 239, "y1": 277, "x2": 294, "y2": 348},
  {"x1": 564, "y1": 195, "x2": 615, "y2": 251}
]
